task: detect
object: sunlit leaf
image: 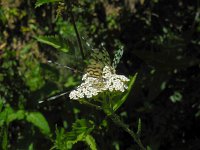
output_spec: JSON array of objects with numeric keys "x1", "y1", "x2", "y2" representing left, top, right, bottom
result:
[
  {"x1": 0, "y1": 106, "x2": 13, "y2": 126},
  {"x1": 35, "y1": 35, "x2": 69, "y2": 52},
  {"x1": 26, "y1": 112, "x2": 50, "y2": 135},
  {"x1": 28, "y1": 143, "x2": 34, "y2": 150},
  {"x1": 85, "y1": 135, "x2": 97, "y2": 150},
  {"x1": 7, "y1": 110, "x2": 25, "y2": 123}
]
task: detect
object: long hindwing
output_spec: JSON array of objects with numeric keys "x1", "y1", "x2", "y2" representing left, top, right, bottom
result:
[
  {"x1": 112, "y1": 46, "x2": 124, "y2": 69},
  {"x1": 86, "y1": 49, "x2": 111, "y2": 78}
]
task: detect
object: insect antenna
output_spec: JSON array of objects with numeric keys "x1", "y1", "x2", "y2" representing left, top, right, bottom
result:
[
  {"x1": 38, "y1": 60, "x2": 83, "y2": 104},
  {"x1": 38, "y1": 90, "x2": 71, "y2": 104},
  {"x1": 47, "y1": 60, "x2": 83, "y2": 74}
]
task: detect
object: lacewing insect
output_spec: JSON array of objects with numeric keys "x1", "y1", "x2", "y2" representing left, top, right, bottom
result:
[{"x1": 40, "y1": 39, "x2": 124, "y2": 103}]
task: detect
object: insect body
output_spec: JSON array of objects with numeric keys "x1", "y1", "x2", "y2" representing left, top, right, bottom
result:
[{"x1": 86, "y1": 49, "x2": 113, "y2": 78}]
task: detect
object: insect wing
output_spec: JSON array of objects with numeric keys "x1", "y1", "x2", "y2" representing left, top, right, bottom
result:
[
  {"x1": 112, "y1": 46, "x2": 124, "y2": 69},
  {"x1": 86, "y1": 49, "x2": 111, "y2": 78}
]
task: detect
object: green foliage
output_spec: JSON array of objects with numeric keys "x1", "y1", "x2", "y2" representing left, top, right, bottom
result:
[
  {"x1": 147, "y1": 145, "x2": 152, "y2": 150},
  {"x1": 28, "y1": 143, "x2": 34, "y2": 150},
  {"x1": 85, "y1": 135, "x2": 97, "y2": 150},
  {"x1": 0, "y1": 7, "x2": 6, "y2": 24},
  {"x1": 113, "y1": 73, "x2": 138, "y2": 111},
  {"x1": 26, "y1": 112, "x2": 51, "y2": 135},
  {"x1": 169, "y1": 91, "x2": 182, "y2": 103},
  {"x1": 0, "y1": 104, "x2": 20, "y2": 126},
  {"x1": 35, "y1": 0, "x2": 61, "y2": 8},
  {"x1": 0, "y1": 102, "x2": 50, "y2": 149},
  {"x1": 53, "y1": 119, "x2": 96, "y2": 150},
  {"x1": 1, "y1": 0, "x2": 199, "y2": 149},
  {"x1": 2, "y1": 127, "x2": 8, "y2": 150},
  {"x1": 35, "y1": 35, "x2": 70, "y2": 53}
]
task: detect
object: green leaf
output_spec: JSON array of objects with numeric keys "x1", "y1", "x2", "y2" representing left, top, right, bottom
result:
[
  {"x1": 7, "y1": 110, "x2": 25, "y2": 124},
  {"x1": 26, "y1": 112, "x2": 50, "y2": 135},
  {"x1": 28, "y1": 143, "x2": 34, "y2": 150},
  {"x1": 113, "y1": 73, "x2": 138, "y2": 111},
  {"x1": 0, "y1": 100, "x2": 3, "y2": 112},
  {"x1": 2, "y1": 127, "x2": 8, "y2": 150},
  {"x1": 53, "y1": 119, "x2": 95, "y2": 150},
  {"x1": 66, "y1": 119, "x2": 94, "y2": 142},
  {"x1": 85, "y1": 135, "x2": 97, "y2": 150},
  {"x1": 35, "y1": 35, "x2": 69, "y2": 52},
  {"x1": 0, "y1": 8, "x2": 7, "y2": 24},
  {"x1": 66, "y1": 119, "x2": 95, "y2": 149},
  {"x1": 0, "y1": 106, "x2": 13, "y2": 126},
  {"x1": 147, "y1": 145, "x2": 152, "y2": 150},
  {"x1": 35, "y1": 0, "x2": 61, "y2": 8}
]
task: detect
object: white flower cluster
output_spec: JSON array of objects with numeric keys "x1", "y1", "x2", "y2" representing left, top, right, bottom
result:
[{"x1": 69, "y1": 66, "x2": 130, "y2": 100}]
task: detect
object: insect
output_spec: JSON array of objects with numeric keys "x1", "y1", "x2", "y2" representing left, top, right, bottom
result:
[
  {"x1": 39, "y1": 43, "x2": 124, "y2": 103},
  {"x1": 85, "y1": 49, "x2": 112, "y2": 78},
  {"x1": 85, "y1": 44, "x2": 124, "y2": 78}
]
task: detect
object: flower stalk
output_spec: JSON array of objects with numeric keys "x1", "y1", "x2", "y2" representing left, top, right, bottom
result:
[{"x1": 108, "y1": 112, "x2": 146, "y2": 150}]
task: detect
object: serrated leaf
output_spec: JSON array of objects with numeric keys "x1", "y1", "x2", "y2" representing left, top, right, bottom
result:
[
  {"x1": 53, "y1": 119, "x2": 95, "y2": 150},
  {"x1": 35, "y1": 0, "x2": 61, "y2": 8},
  {"x1": 85, "y1": 135, "x2": 97, "y2": 150},
  {"x1": 26, "y1": 112, "x2": 50, "y2": 135},
  {"x1": 113, "y1": 73, "x2": 138, "y2": 111},
  {"x1": 66, "y1": 119, "x2": 94, "y2": 142},
  {"x1": 35, "y1": 35, "x2": 69, "y2": 52}
]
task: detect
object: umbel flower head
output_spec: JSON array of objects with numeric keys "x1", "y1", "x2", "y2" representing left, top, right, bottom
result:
[{"x1": 69, "y1": 66, "x2": 130, "y2": 100}]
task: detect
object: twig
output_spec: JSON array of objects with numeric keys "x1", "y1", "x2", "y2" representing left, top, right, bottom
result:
[{"x1": 108, "y1": 113, "x2": 146, "y2": 150}]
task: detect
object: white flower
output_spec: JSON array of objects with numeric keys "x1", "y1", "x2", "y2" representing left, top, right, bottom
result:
[{"x1": 69, "y1": 66, "x2": 130, "y2": 100}]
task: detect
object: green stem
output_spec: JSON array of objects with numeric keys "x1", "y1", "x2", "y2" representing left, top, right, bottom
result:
[
  {"x1": 70, "y1": 12, "x2": 85, "y2": 59},
  {"x1": 76, "y1": 98, "x2": 146, "y2": 149},
  {"x1": 76, "y1": 99, "x2": 102, "y2": 111},
  {"x1": 108, "y1": 113, "x2": 146, "y2": 150},
  {"x1": 65, "y1": 0, "x2": 85, "y2": 60}
]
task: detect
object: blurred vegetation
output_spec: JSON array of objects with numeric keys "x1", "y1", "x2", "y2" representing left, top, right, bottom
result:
[{"x1": 0, "y1": 0, "x2": 200, "y2": 149}]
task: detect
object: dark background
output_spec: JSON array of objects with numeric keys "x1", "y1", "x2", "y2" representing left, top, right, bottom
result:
[{"x1": 0, "y1": 0, "x2": 200, "y2": 149}]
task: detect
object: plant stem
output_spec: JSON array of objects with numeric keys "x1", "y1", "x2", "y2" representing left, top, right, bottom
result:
[
  {"x1": 65, "y1": 0, "x2": 85, "y2": 59},
  {"x1": 70, "y1": 12, "x2": 85, "y2": 59},
  {"x1": 108, "y1": 113, "x2": 146, "y2": 150},
  {"x1": 65, "y1": 0, "x2": 85, "y2": 60},
  {"x1": 76, "y1": 99, "x2": 102, "y2": 111}
]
